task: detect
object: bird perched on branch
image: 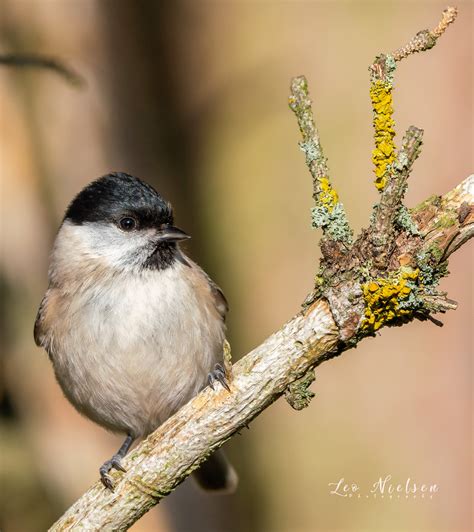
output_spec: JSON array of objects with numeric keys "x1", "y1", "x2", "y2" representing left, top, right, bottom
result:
[{"x1": 34, "y1": 172, "x2": 237, "y2": 492}]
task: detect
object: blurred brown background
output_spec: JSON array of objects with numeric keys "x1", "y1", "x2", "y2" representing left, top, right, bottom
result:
[{"x1": 0, "y1": 1, "x2": 472, "y2": 531}]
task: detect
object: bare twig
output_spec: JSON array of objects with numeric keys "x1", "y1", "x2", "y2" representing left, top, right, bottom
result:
[{"x1": 392, "y1": 6, "x2": 458, "y2": 60}]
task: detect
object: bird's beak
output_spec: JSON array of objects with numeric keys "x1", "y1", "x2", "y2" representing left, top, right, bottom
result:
[{"x1": 157, "y1": 225, "x2": 191, "y2": 242}]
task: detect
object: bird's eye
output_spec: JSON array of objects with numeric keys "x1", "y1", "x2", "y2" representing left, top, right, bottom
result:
[{"x1": 119, "y1": 217, "x2": 137, "y2": 231}]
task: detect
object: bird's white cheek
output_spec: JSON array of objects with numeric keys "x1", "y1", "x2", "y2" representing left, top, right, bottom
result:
[{"x1": 55, "y1": 221, "x2": 154, "y2": 271}]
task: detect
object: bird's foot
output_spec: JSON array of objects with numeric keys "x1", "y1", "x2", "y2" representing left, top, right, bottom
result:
[
  {"x1": 100, "y1": 453, "x2": 127, "y2": 491},
  {"x1": 208, "y1": 363, "x2": 231, "y2": 392}
]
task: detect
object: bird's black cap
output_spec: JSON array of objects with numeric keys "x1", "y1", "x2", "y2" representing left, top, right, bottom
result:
[{"x1": 65, "y1": 172, "x2": 173, "y2": 228}]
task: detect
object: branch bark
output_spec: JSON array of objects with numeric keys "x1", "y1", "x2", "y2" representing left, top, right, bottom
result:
[{"x1": 49, "y1": 6, "x2": 472, "y2": 531}]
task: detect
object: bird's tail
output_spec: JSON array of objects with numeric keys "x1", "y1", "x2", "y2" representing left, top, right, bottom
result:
[{"x1": 193, "y1": 449, "x2": 238, "y2": 494}]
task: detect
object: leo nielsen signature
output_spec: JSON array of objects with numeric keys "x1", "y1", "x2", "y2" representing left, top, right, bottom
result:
[{"x1": 328, "y1": 475, "x2": 439, "y2": 499}]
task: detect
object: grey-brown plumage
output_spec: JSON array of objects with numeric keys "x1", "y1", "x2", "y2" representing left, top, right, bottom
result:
[{"x1": 34, "y1": 172, "x2": 237, "y2": 492}]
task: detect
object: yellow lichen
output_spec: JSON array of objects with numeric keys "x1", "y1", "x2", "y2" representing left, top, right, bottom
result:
[
  {"x1": 370, "y1": 80, "x2": 396, "y2": 191},
  {"x1": 361, "y1": 268, "x2": 419, "y2": 333},
  {"x1": 318, "y1": 177, "x2": 339, "y2": 212}
]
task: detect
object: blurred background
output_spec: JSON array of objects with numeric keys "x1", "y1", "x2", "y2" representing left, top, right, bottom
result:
[{"x1": 0, "y1": 1, "x2": 472, "y2": 531}]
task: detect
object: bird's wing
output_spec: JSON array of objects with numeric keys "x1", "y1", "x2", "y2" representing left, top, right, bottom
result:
[
  {"x1": 34, "y1": 290, "x2": 50, "y2": 348},
  {"x1": 191, "y1": 260, "x2": 228, "y2": 322},
  {"x1": 207, "y1": 275, "x2": 229, "y2": 322}
]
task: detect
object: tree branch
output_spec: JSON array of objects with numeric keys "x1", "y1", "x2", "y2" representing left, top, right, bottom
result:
[
  {"x1": 49, "y1": 6, "x2": 472, "y2": 531},
  {"x1": 289, "y1": 76, "x2": 353, "y2": 249},
  {"x1": 0, "y1": 53, "x2": 84, "y2": 87},
  {"x1": 368, "y1": 7, "x2": 457, "y2": 255}
]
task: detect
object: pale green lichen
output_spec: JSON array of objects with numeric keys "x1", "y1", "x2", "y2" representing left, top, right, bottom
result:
[
  {"x1": 397, "y1": 287, "x2": 423, "y2": 310},
  {"x1": 369, "y1": 54, "x2": 397, "y2": 85},
  {"x1": 416, "y1": 248, "x2": 449, "y2": 286},
  {"x1": 369, "y1": 204, "x2": 378, "y2": 225},
  {"x1": 432, "y1": 211, "x2": 457, "y2": 229},
  {"x1": 299, "y1": 139, "x2": 320, "y2": 165},
  {"x1": 310, "y1": 175, "x2": 353, "y2": 243},
  {"x1": 285, "y1": 369, "x2": 316, "y2": 410},
  {"x1": 312, "y1": 202, "x2": 353, "y2": 243},
  {"x1": 393, "y1": 151, "x2": 409, "y2": 171},
  {"x1": 423, "y1": 243, "x2": 444, "y2": 262},
  {"x1": 396, "y1": 205, "x2": 421, "y2": 235},
  {"x1": 356, "y1": 260, "x2": 374, "y2": 282},
  {"x1": 410, "y1": 194, "x2": 442, "y2": 213},
  {"x1": 385, "y1": 55, "x2": 397, "y2": 81}
]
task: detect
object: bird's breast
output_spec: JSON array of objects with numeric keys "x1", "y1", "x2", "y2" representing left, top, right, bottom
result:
[{"x1": 47, "y1": 262, "x2": 225, "y2": 436}]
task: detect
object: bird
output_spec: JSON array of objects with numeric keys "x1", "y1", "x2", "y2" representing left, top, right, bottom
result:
[{"x1": 34, "y1": 172, "x2": 237, "y2": 492}]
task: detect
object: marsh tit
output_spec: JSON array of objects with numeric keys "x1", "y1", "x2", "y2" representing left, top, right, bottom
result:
[{"x1": 34, "y1": 172, "x2": 237, "y2": 492}]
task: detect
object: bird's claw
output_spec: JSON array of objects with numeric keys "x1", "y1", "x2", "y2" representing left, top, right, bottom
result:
[
  {"x1": 100, "y1": 454, "x2": 127, "y2": 491},
  {"x1": 100, "y1": 472, "x2": 115, "y2": 491},
  {"x1": 208, "y1": 363, "x2": 231, "y2": 392}
]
